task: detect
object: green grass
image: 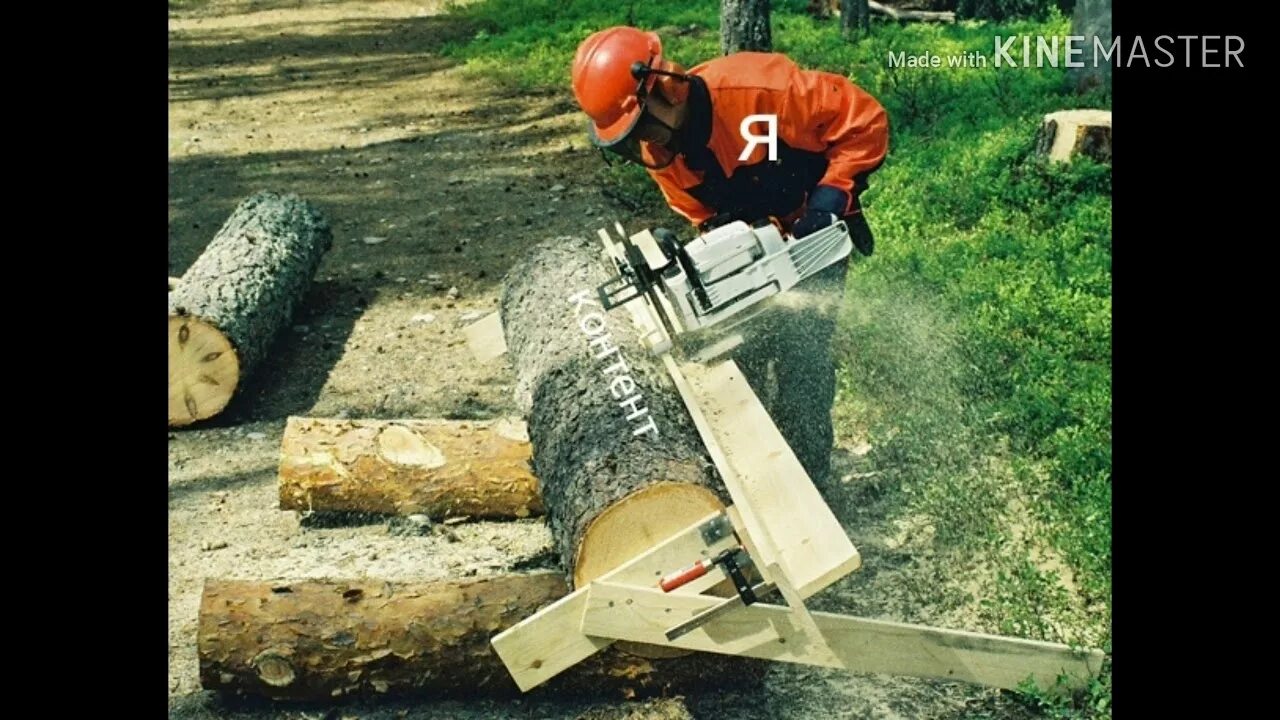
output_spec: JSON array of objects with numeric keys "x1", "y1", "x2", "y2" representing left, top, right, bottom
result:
[
  {"x1": 439, "y1": 0, "x2": 720, "y2": 90},
  {"x1": 440, "y1": 2, "x2": 1111, "y2": 716}
]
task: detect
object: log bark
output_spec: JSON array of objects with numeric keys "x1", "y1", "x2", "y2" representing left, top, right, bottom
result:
[
  {"x1": 499, "y1": 237, "x2": 726, "y2": 591},
  {"x1": 168, "y1": 191, "x2": 332, "y2": 426},
  {"x1": 868, "y1": 1, "x2": 955, "y2": 22},
  {"x1": 278, "y1": 416, "x2": 543, "y2": 519},
  {"x1": 199, "y1": 575, "x2": 764, "y2": 701},
  {"x1": 720, "y1": 0, "x2": 772, "y2": 55},
  {"x1": 1035, "y1": 109, "x2": 1112, "y2": 164}
]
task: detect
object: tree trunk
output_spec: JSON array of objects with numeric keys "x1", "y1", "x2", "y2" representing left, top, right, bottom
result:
[
  {"x1": 278, "y1": 416, "x2": 543, "y2": 519},
  {"x1": 720, "y1": 0, "x2": 772, "y2": 55},
  {"x1": 199, "y1": 575, "x2": 764, "y2": 701},
  {"x1": 499, "y1": 236, "x2": 727, "y2": 591},
  {"x1": 1069, "y1": 0, "x2": 1111, "y2": 93},
  {"x1": 168, "y1": 191, "x2": 332, "y2": 426},
  {"x1": 842, "y1": 0, "x2": 870, "y2": 33}
]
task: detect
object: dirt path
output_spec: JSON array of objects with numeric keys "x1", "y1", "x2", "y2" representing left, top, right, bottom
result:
[{"x1": 169, "y1": 2, "x2": 1043, "y2": 718}]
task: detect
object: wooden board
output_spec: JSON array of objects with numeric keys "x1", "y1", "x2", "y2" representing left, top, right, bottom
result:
[
  {"x1": 463, "y1": 311, "x2": 508, "y2": 362},
  {"x1": 660, "y1": 355, "x2": 782, "y2": 576},
  {"x1": 581, "y1": 583, "x2": 1105, "y2": 692},
  {"x1": 631, "y1": 229, "x2": 671, "y2": 273},
  {"x1": 491, "y1": 510, "x2": 740, "y2": 691},
  {"x1": 680, "y1": 359, "x2": 860, "y2": 598}
]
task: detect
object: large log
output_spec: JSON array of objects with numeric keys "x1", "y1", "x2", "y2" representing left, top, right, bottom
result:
[
  {"x1": 169, "y1": 191, "x2": 332, "y2": 426},
  {"x1": 278, "y1": 416, "x2": 543, "y2": 519},
  {"x1": 499, "y1": 237, "x2": 727, "y2": 592},
  {"x1": 199, "y1": 574, "x2": 764, "y2": 701}
]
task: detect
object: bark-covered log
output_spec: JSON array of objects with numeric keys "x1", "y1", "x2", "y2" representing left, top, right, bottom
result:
[
  {"x1": 867, "y1": 1, "x2": 955, "y2": 23},
  {"x1": 499, "y1": 237, "x2": 726, "y2": 590},
  {"x1": 199, "y1": 575, "x2": 765, "y2": 701},
  {"x1": 1035, "y1": 109, "x2": 1112, "y2": 164},
  {"x1": 720, "y1": 0, "x2": 772, "y2": 55},
  {"x1": 278, "y1": 416, "x2": 543, "y2": 519},
  {"x1": 168, "y1": 191, "x2": 332, "y2": 426}
]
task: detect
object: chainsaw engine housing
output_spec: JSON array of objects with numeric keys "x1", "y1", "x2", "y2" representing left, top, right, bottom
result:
[{"x1": 656, "y1": 220, "x2": 852, "y2": 332}]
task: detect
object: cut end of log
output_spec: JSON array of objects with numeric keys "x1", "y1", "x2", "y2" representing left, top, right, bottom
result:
[
  {"x1": 169, "y1": 315, "x2": 240, "y2": 427},
  {"x1": 572, "y1": 483, "x2": 725, "y2": 587},
  {"x1": 574, "y1": 482, "x2": 725, "y2": 659}
]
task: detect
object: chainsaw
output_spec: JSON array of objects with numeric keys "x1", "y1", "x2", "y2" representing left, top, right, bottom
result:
[{"x1": 596, "y1": 219, "x2": 853, "y2": 345}]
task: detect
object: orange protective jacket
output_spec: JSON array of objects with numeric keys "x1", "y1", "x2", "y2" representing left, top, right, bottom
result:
[{"x1": 649, "y1": 53, "x2": 889, "y2": 231}]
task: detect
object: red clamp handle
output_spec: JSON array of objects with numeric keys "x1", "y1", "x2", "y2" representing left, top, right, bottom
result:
[{"x1": 659, "y1": 558, "x2": 713, "y2": 592}]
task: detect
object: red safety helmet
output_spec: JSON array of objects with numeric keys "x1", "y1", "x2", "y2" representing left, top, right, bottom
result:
[{"x1": 571, "y1": 27, "x2": 690, "y2": 169}]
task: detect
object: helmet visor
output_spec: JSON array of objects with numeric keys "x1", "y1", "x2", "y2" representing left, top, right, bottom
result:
[{"x1": 589, "y1": 110, "x2": 679, "y2": 170}]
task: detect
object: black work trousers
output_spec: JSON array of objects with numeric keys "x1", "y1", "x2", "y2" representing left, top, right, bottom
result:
[{"x1": 728, "y1": 251, "x2": 850, "y2": 486}]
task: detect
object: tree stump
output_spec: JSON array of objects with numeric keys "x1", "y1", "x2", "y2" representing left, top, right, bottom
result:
[{"x1": 1036, "y1": 109, "x2": 1112, "y2": 164}]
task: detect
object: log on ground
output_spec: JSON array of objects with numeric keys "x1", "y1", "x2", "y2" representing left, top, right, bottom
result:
[
  {"x1": 169, "y1": 191, "x2": 332, "y2": 426},
  {"x1": 198, "y1": 574, "x2": 765, "y2": 701},
  {"x1": 278, "y1": 416, "x2": 543, "y2": 519},
  {"x1": 499, "y1": 236, "x2": 727, "y2": 589},
  {"x1": 868, "y1": 1, "x2": 955, "y2": 23}
]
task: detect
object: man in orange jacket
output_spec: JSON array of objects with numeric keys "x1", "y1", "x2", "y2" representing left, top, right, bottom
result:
[{"x1": 571, "y1": 27, "x2": 889, "y2": 483}]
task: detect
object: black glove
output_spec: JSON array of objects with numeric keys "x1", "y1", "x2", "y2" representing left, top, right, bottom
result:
[
  {"x1": 798, "y1": 184, "x2": 875, "y2": 256},
  {"x1": 792, "y1": 208, "x2": 838, "y2": 239},
  {"x1": 847, "y1": 211, "x2": 875, "y2": 257},
  {"x1": 794, "y1": 184, "x2": 850, "y2": 239}
]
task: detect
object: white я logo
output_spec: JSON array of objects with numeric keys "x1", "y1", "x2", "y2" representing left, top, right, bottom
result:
[{"x1": 739, "y1": 114, "x2": 778, "y2": 162}]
